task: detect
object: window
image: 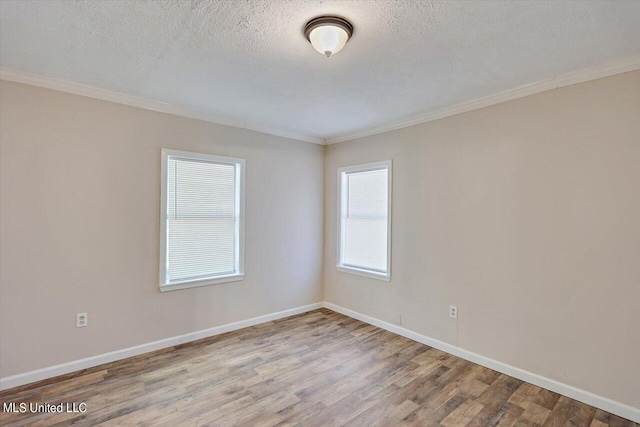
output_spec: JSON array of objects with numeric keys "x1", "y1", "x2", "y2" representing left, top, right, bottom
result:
[
  {"x1": 337, "y1": 160, "x2": 391, "y2": 281},
  {"x1": 160, "y1": 149, "x2": 245, "y2": 291}
]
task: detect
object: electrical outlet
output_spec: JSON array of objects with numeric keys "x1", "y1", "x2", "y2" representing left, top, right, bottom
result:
[
  {"x1": 394, "y1": 312, "x2": 402, "y2": 325},
  {"x1": 76, "y1": 312, "x2": 88, "y2": 328},
  {"x1": 449, "y1": 305, "x2": 458, "y2": 319}
]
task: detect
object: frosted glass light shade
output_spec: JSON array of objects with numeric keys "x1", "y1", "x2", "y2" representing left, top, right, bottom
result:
[
  {"x1": 309, "y1": 25, "x2": 349, "y2": 57},
  {"x1": 304, "y1": 16, "x2": 353, "y2": 57}
]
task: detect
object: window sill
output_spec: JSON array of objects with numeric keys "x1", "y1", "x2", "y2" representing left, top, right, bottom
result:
[
  {"x1": 160, "y1": 273, "x2": 245, "y2": 292},
  {"x1": 336, "y1": 265, "x2": 391, "y2": 282}
]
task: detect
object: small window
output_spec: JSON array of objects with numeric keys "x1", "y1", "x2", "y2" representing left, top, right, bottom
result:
[
  {"x1": 337, "y1": 160, "x2": 392, "y2": 281},
  {"x1": 160, "y1": 149, "x2": 245, "y2": 291}
]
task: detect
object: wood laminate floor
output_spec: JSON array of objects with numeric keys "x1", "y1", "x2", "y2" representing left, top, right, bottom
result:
[{"x1": 0, "y1": 309, "x2": 636, "y2": 427}]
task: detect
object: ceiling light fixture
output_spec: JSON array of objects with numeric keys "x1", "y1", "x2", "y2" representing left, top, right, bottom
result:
[{"x1": 304, "y1": 16, "x2": 353, "y2": 57}]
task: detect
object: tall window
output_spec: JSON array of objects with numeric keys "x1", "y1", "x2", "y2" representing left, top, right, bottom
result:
[
  {"x1": 337, "y1": 160, "x2": 391, "y2": 281},
  {"x1": 160, "y1": 149, "x2": 245, "y2": 291}
]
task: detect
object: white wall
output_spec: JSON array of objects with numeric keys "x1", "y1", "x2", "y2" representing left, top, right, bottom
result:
[
  {"x1": 323, "y1": 70, "x2": 640, "y2": 409},
  {"x1": 0, "y1": 80, "x2": 324, "y2": 377}
]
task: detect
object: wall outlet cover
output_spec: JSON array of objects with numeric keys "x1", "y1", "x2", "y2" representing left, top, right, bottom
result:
[
  {"x1": 449, "y1": 305, "x2": 458, "y2": 319},
  {"x1": 76, "y1": 312, "x2": 88, "y2": 328}
]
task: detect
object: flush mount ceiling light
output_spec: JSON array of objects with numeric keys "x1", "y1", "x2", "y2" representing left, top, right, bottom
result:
[{"x1": 304, "y1": 16, "x2": 353, "y2": 57}]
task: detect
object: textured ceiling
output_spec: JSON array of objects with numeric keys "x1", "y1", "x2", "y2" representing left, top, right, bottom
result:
[{"x1": 1, "y1": 0, "x2": 639, "y2": 140}]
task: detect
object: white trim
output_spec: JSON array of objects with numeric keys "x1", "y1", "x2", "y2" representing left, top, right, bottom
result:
[
  {"x1": 336, "y1": 265, "x2": 390, "y2": 282},
  {"x1": 159, "y1": 149, "x2": 246, "y2": 291},
  {"x1": 2, "y1": 300, "x2": 637, "y2": 422},
  {"x1": 3, "y1": 56, "x2": 639, "y2": 147},
  {"x1": 159, "y1": 273, "x2": 245, "y2": 292},
  {"x1": 0, "y1": 67, "x2": 325, "y2": 145},
  {"x1": 0, "y1": 302, "x2": 323, "y2": 391},
  {"x1": 322, "y1": 302, "x2": 640, "y2": 424},
  {"x1": 337, "y1": 160, "x2": 392, "y2": 280},
  {"x1": 325, "y1": 55, "x2": 640, "y2": 144}
]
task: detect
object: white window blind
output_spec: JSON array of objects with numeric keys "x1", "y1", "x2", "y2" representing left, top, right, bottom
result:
[
  {"x1": 160, "y1": 150, "x2": 245, "y2": 291},
  {"x1": 338, "y1": 161, "x2": 391, "y2": 280}
]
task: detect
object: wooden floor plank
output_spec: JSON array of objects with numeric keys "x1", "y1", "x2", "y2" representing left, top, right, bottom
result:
[
  {"x1": 543, "y1": 396, "x2": 597, "y2": 427},
  {"x1": 0, "y1": 309, "x2": 635, "y2": 427}
]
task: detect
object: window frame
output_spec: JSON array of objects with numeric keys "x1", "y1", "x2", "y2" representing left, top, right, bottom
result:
[
  {"x1": 159, "y1": 148, "x2": 246, "y2": 292},
  {"x1": 336, "y1": 160, "x2": 392, "y2": 281}
]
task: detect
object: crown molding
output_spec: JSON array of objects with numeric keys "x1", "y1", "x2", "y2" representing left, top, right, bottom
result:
[
  {"x1": 0, "y1": 67, "x2": 325, "y2": 145},
  {"x1": 3, "y1": 55, "x2": 639, "y2": 147},
  {"x1": 326, "y1": 55, "x2": 640, "y2": 144}
]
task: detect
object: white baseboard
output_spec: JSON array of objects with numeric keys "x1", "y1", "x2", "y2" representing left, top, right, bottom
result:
[
  {"x1": 2, "y1": 301, "x2": 637, "y2": 423},
  {"x1": 0, "y1": 302, "x2": 323, "y2": 391},
  {"x1": 322, "y1": 302, "x2": 640, "y2": 423}
]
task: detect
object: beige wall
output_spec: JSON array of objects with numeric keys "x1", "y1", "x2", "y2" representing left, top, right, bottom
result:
[
  {"x1": 1, "y1": 70, "x2": 639, "y2": 410},
  {"x1": 324, "y1": 70, "x2": 640, "y2": 408},
  {"x1": 0, "y1": 81, "x2": 324, "y2": 377}
]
